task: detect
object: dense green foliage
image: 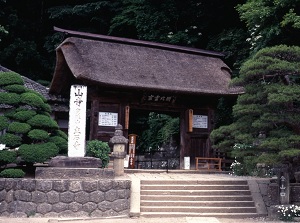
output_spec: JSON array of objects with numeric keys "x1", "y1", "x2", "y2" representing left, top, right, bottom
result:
[
  {"x1": 136, "y1": 112, "x2": 179, "y2": 152},
  {"x1": 237, "y1": 0, "x2": 300, "y2": 53},
  {"x1": 0, "y1": 71, "x2": 65, "y2": 167},
  {"x1": 18, "y1": 142, "x2": 59, "y2": 164},
  {"x1": 210, "y1": 45, "x2": 300, "y2": 174},
  {"x1": 0, "y1": 168, "x2": 25, "y2": 178},
  {"x1": 86, "y1": 140, "x2": 110, "y2": 168},
  {"x1": 0, "y1": 0, "x2": 250, "y2": 80},
  {"x1": 0, "y1": 150, "x2": 17, "y2": 166}
]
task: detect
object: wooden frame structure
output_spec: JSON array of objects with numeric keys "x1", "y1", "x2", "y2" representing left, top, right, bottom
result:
[{"x1": 49, "y1": 27, "x2": 241, "y2": 169}]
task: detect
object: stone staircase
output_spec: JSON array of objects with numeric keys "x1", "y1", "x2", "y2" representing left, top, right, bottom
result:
[{"x1": 140, "y1": 179, "x2": 263, "y2": 218}]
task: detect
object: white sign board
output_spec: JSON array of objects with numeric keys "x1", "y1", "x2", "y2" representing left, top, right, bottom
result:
[
  {"x1": 193, "y1": 115, "x2": 208, "y2": 129},
  {"x1": 68, "y1": 85, "x2": 87, "y2": 157},
  {"x1": 98, "y1": 112, "x2": 118, "y2": 126}
]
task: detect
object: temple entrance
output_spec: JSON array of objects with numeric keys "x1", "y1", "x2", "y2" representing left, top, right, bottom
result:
[{"x1": 128, "y1": 109, "x2": 180, "y2": 169}]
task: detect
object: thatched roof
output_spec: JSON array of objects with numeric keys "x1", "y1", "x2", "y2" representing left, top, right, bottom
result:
[{"x1": 50, "y1": 28, "x2": 242, "y2": 96}]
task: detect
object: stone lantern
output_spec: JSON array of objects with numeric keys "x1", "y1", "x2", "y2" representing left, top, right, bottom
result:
[{"x1": 109, "y1": 124, "x2": 128, "y2": 176}]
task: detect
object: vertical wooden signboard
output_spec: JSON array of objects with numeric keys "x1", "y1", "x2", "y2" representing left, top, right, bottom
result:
[{"x1": 128, "y1": 134, "x2": 137, "y2": 169}]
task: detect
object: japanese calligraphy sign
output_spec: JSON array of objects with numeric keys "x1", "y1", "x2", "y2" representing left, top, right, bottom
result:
[
  {"x1": 68, "y1": 85, "x2": 87, "y2": 157},
  {"x1": 98, "y1": 112, "x2": 118, "y2": 127},
  {"x1": 192, "y1": 115, "x2": 208, "y2": 129}
]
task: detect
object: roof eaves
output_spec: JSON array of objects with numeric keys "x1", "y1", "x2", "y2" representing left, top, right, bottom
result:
[{"x1": 54, "y1": 26, "x2": 225, "y2": 58}]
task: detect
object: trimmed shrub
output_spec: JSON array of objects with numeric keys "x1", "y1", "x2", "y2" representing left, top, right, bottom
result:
[
  {"x1": 3, "y1": 84, "x2": 26, "y2": 93},
  {"x1": 4, "y1": 110, "x2": 16, "y2": 119},
  {"x1": 0, "y1": 72, "x2": 24, "y2": 86},
  {"x1": 13, "y1": 110, "x2": 37, "y2": 121},
  {"x1": 27, "y1": 90, "x2": 47, "y2": 102},
  {"x1": 8, "y1": 122, "x2": 31, "y2": 134},
  {"x1": 0, "y1": 116, "x2": 9, "y2": 131},
  {"x1": 0, "y1": 168, "x2": 25, "y2": 178},
  {"x1": 86, "y1": 140, "x2": 110, "y2": 168},
  {"x1": 27, "y1": 129, "x2": 50, "y2": 141},
  {"x1": 53, "y1": 130, "x2": 68, "y2": 140},
  {"x1": 0, "y1": 133, "x2": 22, "y2": 147},
  {"x1": 0, "y1": 150, "x2": 17, "y2": 166},
  {"x1": 20, "y1": 92, "x2": 47, "y2": 109},
  {"x1": 0, "y1": 92, "x2": 20, "y2": 105},
  {"x1": 49, "y1": 136, "x2": 68, "y2": 154},
  {"x1": 18, "y1": 142, "x2": 59, "y2": 164},
  {"x1": 27, "y1": 114, "x2": 59, "y2": 129}
]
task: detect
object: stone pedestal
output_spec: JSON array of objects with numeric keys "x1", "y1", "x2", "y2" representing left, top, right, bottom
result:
[
  {"x1": 35, "y1": 167, "x2": 114, "y2": 179},
  {"x1": 48, "y1": 156, "x2": 102, "y2": 168},
  {"x1": 35, "y1": 156, "x2": 114, "y2": 179}
]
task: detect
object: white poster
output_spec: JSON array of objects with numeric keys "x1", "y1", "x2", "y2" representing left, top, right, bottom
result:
[
  {"x1": 98, "y1": 112, "x2": 118, "y2": 126},
  {"x1": 193, "y1": 115, "x2": 208, "y2": 129}
]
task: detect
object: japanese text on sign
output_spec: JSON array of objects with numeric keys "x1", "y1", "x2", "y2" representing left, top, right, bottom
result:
[
  {"x1": 98, "y1": 112, "x2": 118, "y2": 127},
  {"x1": 193, "y1": 115, "x2": 208, "y2": 128}
]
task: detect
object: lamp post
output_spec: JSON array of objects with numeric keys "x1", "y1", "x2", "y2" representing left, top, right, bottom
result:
[{"x1": 109, "y1": 124, "x2": 128, "y2": 176}]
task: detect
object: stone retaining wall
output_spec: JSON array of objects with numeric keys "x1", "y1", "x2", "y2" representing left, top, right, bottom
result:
[{"x1": 0, "y1": 178, "x2": 131, "y2": 218}]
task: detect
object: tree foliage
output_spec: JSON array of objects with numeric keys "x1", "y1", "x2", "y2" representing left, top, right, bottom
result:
[
  {"x1": 0, "y1": 0, "x2": 249, "y2": 81},
  {"x1": 0, "y1": 71, "x2": 66, "y2": 166},
  {"x1": 237, "y1": 0, "x2": 300, "y2": 52},
  {"x1": 210, "y1": 45, "x2": 300, "y2": 172},
  {"x1": 138, "y1": 112, "x2": 179, "y2": 152}
]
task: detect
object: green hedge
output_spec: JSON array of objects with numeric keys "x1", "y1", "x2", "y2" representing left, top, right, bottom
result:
[
  {"x1": 0, "y1": 133, "x2": 22, "y2": 147},
  {"x1": 49, "y1": 136, "x2": 68, "y2": 154},
  {"x1": 27, "y1": 114, "x2": 58, "y2": 129},
  {"x1": 0, "y1": 168, "x2": 25, "y2": 178},
  {"x1": 0, "y1": 116, "x2": 9, "y2": 131},
  {"x1": 8, "y1": 122, "x2": 31, "y2": 134},
  {"x1": 13, "y1": 110, "x2": 37, "y2": 122},
  {"x1": 0, "y1": 92, "x2": 20, "y2": 105},
  {"x1": 0, "y1": 72, "x2": 24, "y2": 86},
  {"x1": 27, "y1": 129, "x2": 50, "y2": 141},
  {"x1": 0, "y1": 150, "x2": 17, "y2": 166},
  {"x1": 18, "y1": 142, "x2": 59, "y2": 163},
  {"x1": 20, "y1": 92, "x2": 47, "y2": 109},
  {"x1": 86, "y1": 140, "x2": 110, "y2": 168},
  {"x1": 3, "y1": 84, "x2": 26, "y2": 93}
]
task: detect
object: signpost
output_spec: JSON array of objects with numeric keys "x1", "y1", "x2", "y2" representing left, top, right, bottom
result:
[{"x1": 68, "y1": 85, "x2": 87, "y2": 157}]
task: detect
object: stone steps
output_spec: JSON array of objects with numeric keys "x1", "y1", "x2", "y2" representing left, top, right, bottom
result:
[{"x1": 140, "y1": 179, "x2": 262, "y2": 218}]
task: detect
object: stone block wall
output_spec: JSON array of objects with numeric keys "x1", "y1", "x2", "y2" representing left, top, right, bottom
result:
[{"x1": 0, "y1": 179, "x2": 131, "y2": 218}]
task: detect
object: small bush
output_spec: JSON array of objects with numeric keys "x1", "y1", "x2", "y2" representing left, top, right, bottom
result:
[
  {"x1": 27, "y1": 129, "x2": 50, "y2": 141},
  {"x1": 27, "y1": 114, "x2": 58, "y2": 129},
  {"x1": 3, "y1": 84, "x2": 26, "y2": 93},
  {"x1": 13, "y1": 110, "x2": 37, "y2": 121},
  {"x1": 18, "y1": 142, "x2": 59, "y2": 164},
  {"x1": 0, "y1": 168, "x2": 25, "y2": 178},
  {"x1": 49, "y1": 136, "x2": 68, "y2": 154},
  {"x1": 20, "y1": 92, "x2": 47, "y2": 109},
  {"x1": 0, "y1": 92, "x2": 20, "y2": 105},
  {"x1": 0, "y1": 116, "x2": 9, "y2": 131},
  {"x1": 0, "y1": 133, "x2": 22, "y2": 147},
  {"x1": 0, "y1": 150, "x2": 17, "y2": 166},
  {"x1": 8, "y1": 122, "x2": 31, "y2": 134},
  {"x1": 86, "y1": 140, "x2": 110, "y2": 168},
  {"x1": 0, "y1": 72, "x2": 24, "y2": 86},
  {"x1": 52, "y1": 130, "x2": 68, "y2": 140}
]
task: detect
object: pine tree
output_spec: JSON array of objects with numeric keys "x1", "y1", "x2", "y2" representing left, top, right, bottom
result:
[
  {"x1": 210, "y1": 45, "x2": 300, "y2": 174},
  {"x1": 0, "y1": 71, "x2": 67, "y2": 167}
]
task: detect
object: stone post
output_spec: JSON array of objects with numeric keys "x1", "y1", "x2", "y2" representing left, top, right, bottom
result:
[
  {"x1": 109, "y1": 124, "x2": 128, "y2": 176},
  {"x1": 278, "y1": 171, "x2": 290, "y2": 204},
  {"x1": 68, "y1": 85, "x2": 87, "y2": 157}
]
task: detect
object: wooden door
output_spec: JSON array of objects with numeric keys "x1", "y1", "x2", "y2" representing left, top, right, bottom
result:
[{"x1": 190, "y1": 136, "x2": 208, "y2": 168}]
